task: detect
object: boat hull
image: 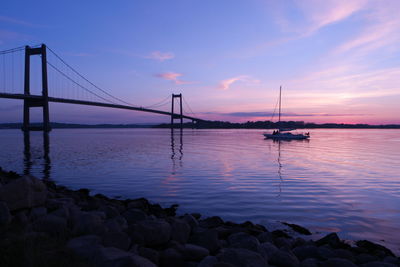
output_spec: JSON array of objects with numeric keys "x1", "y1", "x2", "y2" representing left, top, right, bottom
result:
[{"x1": 263, "y1": 133, "x2": 309, "y2": 140}]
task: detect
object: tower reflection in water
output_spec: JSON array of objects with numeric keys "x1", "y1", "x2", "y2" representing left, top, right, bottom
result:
[
  {"x1": 23, "y1": 131, "x2": 51, "y2": 180},
  {"x1": 170, "y1": 128, "x2": 183, "y2": 172}
]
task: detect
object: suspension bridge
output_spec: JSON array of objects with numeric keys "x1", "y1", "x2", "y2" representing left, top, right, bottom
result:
[{"x1": 0, "y1": 44, "x2": 205, "y2": 131}]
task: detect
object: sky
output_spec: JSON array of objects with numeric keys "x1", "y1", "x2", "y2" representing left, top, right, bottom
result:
[{"x1": 0, "y1": 0, "x2": 399, "y2": 125}]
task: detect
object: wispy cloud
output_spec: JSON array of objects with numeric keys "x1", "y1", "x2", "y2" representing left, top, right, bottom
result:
[
  {"x1": 0, "y1": 15, "x2": 47, "y2": 28},
  {"x1": 145, "y1": 51, "x2": 174, "y2": 62},
  {"x1": 294, "y1": 0, "x2": 367, "y2": 36},
  {"x1": 223, "y1": 111, "x2": 369, "y2": 117},
  {"x1": 218, "y1": 75, "x2": 259, "y2": 90},
  {"x1": 154, "y1": 72, "x2": 194, "y2": 85}
]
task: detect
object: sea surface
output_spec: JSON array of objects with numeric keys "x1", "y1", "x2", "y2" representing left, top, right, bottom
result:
[{"x1": 1, "y1": 128, "x2": 399, "y2": 253}]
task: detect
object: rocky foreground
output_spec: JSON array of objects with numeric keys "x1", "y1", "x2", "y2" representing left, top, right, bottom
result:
[{"x1": 0, "y1": 168, "x2": 399, "y2": 267}]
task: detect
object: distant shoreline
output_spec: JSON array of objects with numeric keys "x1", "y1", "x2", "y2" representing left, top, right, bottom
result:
[{"x1": 1, "y1": 121, "x2": 399, "y2": 129}]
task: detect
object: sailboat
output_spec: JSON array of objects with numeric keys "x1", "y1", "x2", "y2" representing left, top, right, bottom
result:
[{"x1": 263, "y1": 86, "x2": 310, "y2": 140}]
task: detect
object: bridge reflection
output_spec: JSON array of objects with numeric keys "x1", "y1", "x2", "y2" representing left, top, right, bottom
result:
[
  {"x1": 170, "y1": 128, "x2": 183, "y2": 172},
  {"x1": 23, "y1": 132, "x2": 51, "y2": 180}
]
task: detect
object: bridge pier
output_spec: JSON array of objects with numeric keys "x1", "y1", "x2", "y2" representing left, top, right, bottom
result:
[
  {"x1": 171, "y1": 93, "x2": 183, "y2": 128},
  {"x1": 22, "y1": 44, "x2": 51, "y2": 132}
]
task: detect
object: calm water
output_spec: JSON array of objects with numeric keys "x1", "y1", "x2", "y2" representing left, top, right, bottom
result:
[{"x1": 1, "y1": 128, "x2": 399, "y2": 253}]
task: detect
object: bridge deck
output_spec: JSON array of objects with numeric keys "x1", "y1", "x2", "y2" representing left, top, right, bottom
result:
[{"x1": 0, "y1": 93, "x2": 203, "y2": 122}]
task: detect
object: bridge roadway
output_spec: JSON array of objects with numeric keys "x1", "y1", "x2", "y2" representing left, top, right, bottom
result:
[{"x1": 0, "y1": 93, "x2": 204, "y2": 122}]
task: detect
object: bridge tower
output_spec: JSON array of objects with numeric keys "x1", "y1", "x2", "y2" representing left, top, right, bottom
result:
[
  {"x1": 22, "y1": 44, "x2": 51, "y2": 132},
  {"x1": 171, "y1": 93, "x2": 183, "y2": 127}
]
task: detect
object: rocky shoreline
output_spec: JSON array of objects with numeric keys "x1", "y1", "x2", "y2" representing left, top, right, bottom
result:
[{"x1": 0, "y1": 168, "x2": 399, "y2": 267}]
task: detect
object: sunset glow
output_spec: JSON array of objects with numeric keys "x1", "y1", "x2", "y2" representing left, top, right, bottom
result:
[{"x1": 1, "y1": 0, "x2": 399, "y2": 124}]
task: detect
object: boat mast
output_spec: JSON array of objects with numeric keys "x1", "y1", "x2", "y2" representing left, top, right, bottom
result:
[{"x1": 278, "y1": 85, "x2": 282, "y2": 130}]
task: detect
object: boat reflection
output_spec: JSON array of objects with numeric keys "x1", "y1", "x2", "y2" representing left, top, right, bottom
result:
[
  {"x1": 23, "y1": 132, "x2": 51, "y2": 180},
  {"x1": 271, "y1": 138, "x2": 310, "y2": 197}
]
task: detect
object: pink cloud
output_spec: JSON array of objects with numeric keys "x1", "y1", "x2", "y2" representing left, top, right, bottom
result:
[
  {"x1": 218, "y1": 75, "x2": 260, "y2": 90},
  {"x1": 145, "y1": 51, "x2": 174, "y2": 61},
  {"x1": 154, "y1": 72, "x2": 194, "y2": 85}
]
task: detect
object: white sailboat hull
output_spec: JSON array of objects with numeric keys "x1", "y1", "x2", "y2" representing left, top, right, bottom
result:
[{"x1": 263, "y1": 133, "x2": 310, "y2": 140}]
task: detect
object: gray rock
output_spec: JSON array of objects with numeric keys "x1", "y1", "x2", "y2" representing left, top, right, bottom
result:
[
  {"x1": 122, "y1": 208, "x2": 147, "y2": 224},
  {"x1": 258, "y1": 231, "x2": 273, "y2": 243},
  {"x1": 228, "y1": 232, "x2": 260, "y2": 252},
  {"x1": 334, "y1": 248, "x2": 355, "y2": 262},
  {"x1": 138, "y1": 247, "x2": 159, "y2": 265},
  {"x1": 102, "y1": 231, "x2": 131, "y2": 251},
  {"x1": 50, "y1": 205, "x2": 70, "y2": 219},
  {"x1": 217, "y1": 248, "x2": 268, "y2": 267},
  {"x1": 258, "y1": 242, "x2": 278, "y2": 260},
  {"x1": 67, "y1": 235, "x2": 102, "y2": 259},
  {"x1": 315, "y1": 233, "x2": 341, "y2": 248},
  {"x1": 317, "y1": 245, "x2": 337, "y2": 260},
  {"x1": 200, "y1": 216, "x2": 224, "y2": 228},
  {"x1": 356, "y1": 253, "x2": 379, "y2": 264},
  {"x1": 189, "y1": 229, "x2": 222, "y2": 253},
  {"x1": 323, "y1": 258, "x2": 357, "y2": 267},
  {"x1": 93, "y1": 246, "x2": 156, "y2": 267},
  {"x1": 105, "y1": 215, "x2": 128, "y2": 232},
  {"x1": 182, "y1": 214, "x2": 199, "y2": 230},
  {"x1": 132, "y1": 219, "x2": 171, "y2": 246},
  {"x1": 292, "y1": 245, "x2": 319, "y2": 261},
  {"x1": 169, "y1": 217, "x2": 191, "y2": 244},
  {"x1": 300, "y1": 258, "x2": 319, "y2": 267},
  {"x1": 383, "y1": 256, "x2": 400, "y2": 265},
  {"x1": 274, "y1": 237, "x2": 292, "y2": 249},
  {"x1": 100, "y1": 205, "x2": 120, "y2": 219},
  {"x1": 0, "y1": 176, "x2": 47, "y2": 211},
  {"x1": 32, "y1": 214, "x2": 68, "y2": 236},
  {"x1": 198, "y1": 256, "x2": 218, "y2": 267},
  {"x1": 13, "y1": 210, "x2": 29, "y2": 224},
  {"x1": 161, "y1": 248, "x2": 184, "y2": 267},
  {"x1": 0, "y1": 201, "x2": 11, "y2": 225},
  {"x1": 73, "y1": 211, "x2": 107, "y2": 235},
  {"x1": 30, "y1": 206, "x2": 47, "y2": 221},
  {"x1": 361, "y1": 262, "x2": 398, "y2": 267},
  {"x1": 269, "y1": 249, "x2": 299, "y2": 267},
  {"x1": 181, "y1": 243, "x2": 210, "y2": 261}
]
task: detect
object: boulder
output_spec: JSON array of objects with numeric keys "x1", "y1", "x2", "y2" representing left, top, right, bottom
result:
[
  {"x1": 315, "y1": 233, "x2": 341, "y2": 248},
  {"x1": 105, "y1": 215, "x2": 128, "y2": 232},
  {"x1": 160, "y1": 248, "x2": 184, "y2": 267},
  {"x1": 0, "y1": 201, "x2": 11, "y2": 225},
  {"x1": 32, "y1": 214, "x2": 68, "y2": 236},
  {"x1": 180, "y1": 244, "x2": 210, "y2": 261},
  {"x1": 0, "y1": 176, "x2": 47, "y2": 211},
  {"x1": 138, "y1": 247, "x2": 160, "y2": 265},
  {"x1": 217, "y1": 248, "x2": 268, "y2": 267},
  {"x1": 73, "y1": 211, "x2": 107, "y2": 235},
  {"x1": 198, "y1": 256, "x2": 218, "y2": 267},
  {"x1": 169, "y1": 217, "x2": 191, "y2": 244},
  {"x1": 102, "y1": 231, "x2": 131, "y2": 251},
  {"x1": 93, "y1": 246, "x2": 156, "y2": 267},
  {"x1": 257, "y1": 242, "x2": 278, "y2": 260},
  {"x1": 29, "y1": 206, "x2": 47, "y2": 221},
  {"x1": 199, "y1": 216, "x2": 224, "y2": 228},
  {"x1": 189, "y1": 229, "x2": 222, "y2": 253},
  {"x1": 356, "y1": 240, "x2": 395, "y2": 257},
  {"x1": 361, "y1": 262, "x2": 398, "y2": 267},
  {"x1": 323, "y1": 258, "x2": 357, "y2": 267},
  {"x1": 131, "y1": 219, "x2": 171, "y2": 246},
  {"x1": 100, "y1": 205, "x2": 120, "y2": 219},
  {"x1": 292, "y1": 245, "x2": 319, "y2": 261},
  {"x1": 67, "y1": 235, "x2": 102, "y2": 260},
  {"x1": 258, "y1": 231, "x2": 273, "y2": 243},
  {"x1": 182, "y1": 214, "x2": 199, "y2": 230},
  {"x1": 122, "y1": 208, "x2": 147, "y2": 224},
  {"x1": 300, "y1": 258, "x2": 319, "y2": 267},
  {"x1": 269, "y1": 249, "x2": 300, "y2": 267},
  {"x1": 228, "y1": 232, "x2": 260, "y2": 252}
]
